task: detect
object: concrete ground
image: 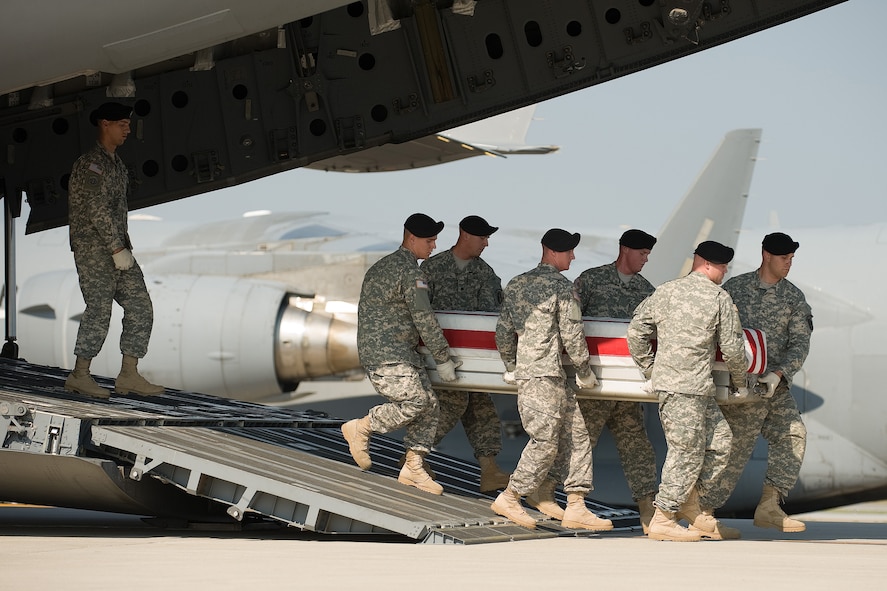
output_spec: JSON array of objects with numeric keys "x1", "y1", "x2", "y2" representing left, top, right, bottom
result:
[{"x1": 1, "y1": 500, "x2": 885, "y2": 590}]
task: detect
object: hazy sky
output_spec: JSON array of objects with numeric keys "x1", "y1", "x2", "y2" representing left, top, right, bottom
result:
[{"x1": 132, "y1": 0, "x2": 882, "y2": 250}]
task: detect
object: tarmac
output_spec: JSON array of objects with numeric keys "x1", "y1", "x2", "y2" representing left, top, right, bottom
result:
[{"x1": 1, "y1": 501, "x2": 885, "y2": 590}]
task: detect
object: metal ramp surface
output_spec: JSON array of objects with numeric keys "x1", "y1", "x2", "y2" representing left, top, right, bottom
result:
[{"x1": 0, "y1": 358, "x2": 637, "y2": 544}]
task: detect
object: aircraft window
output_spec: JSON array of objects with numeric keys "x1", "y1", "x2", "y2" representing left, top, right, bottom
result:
[
  {"x1": 605, "y1": 9, "x2": 622, "y2": 25},
  {"x1": 279, "y1": 224, "x2": 345, "y2": 240},
  {"x1": 52, "y1": 118, "x2": 69, "y2": 135},
  {"x1": 485, "y1": 34, "x2": 504, "y2": 59},
  {"x1": 524, "y1": 21, "x2": 543, "y2": 47}
]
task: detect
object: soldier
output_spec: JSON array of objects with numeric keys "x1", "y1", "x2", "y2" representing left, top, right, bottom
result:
[
  {"x1": 490, "y1": 228, "x2": 614, "y2": 532},
  {"x1": 627, "y1": 240, "x2": 747, "y2": 541},
  {"x1": 64, "y1": 101, "x2": 164, "y2": 399},
  {"x1": 706, "y1": 232, "x2": 812, "y2": 532},
  {"x1": 421, "y1": 215, "x2": 510, "y2": 493},
  {"x1": 341, "y1": 213, "x2": 461, "y2": 495},
  {"x1": 573, "y1": 228, "x2": 659, "y2": 533}
]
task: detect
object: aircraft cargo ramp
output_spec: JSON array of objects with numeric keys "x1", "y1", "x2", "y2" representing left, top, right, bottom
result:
[{"x1": 0, "y1": 358, "x2": 636, "y2": 544}]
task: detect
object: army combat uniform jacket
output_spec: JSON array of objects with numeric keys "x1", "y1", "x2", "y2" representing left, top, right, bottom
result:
[
  {"x1": 421, "y1": 248, "x2": 502, "y2": 312},
  {"x1": 496, "y1": 262, "x2": 591, "y2": 379},
  {"x1": 357, "y1": 246, "x2": 451, "y2": 368},
  {"x1": 628, "y1": 271, "x2": 747, "y2": 395},
  {"x1": 574, "y1": 262, "x2": 654, "y2": 318},
  {"x1": 723, "y1": 271, "x2": 812, "y2": 386}
]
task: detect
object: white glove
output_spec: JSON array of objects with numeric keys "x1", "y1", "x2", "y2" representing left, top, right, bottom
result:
[
  {"x1": 756, "y1": 372, "x2": 781, "y2": 398},
  {"x1": 436, "y1": 357, "x2": 462, "y2": 382},
  {"x1": 641, "y1": 379, "x2": 654, "y2": 394},
  {"x1": 575, "y1": 371, "x2": 598, "y2": 389},
  {"x1": 502, "y1": 370, "x2": 516, "y2": 385},
  {"x1": 732, "y1": 387, "x2": 751, "y2": 400},
  {"x1": 112, "y1": 248, "x2": 135, "y2": 270}
]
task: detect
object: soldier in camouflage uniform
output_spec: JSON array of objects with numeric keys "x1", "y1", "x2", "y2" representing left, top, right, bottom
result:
[
  {"x1": 627, "y1": 240, "x2": 747, "y2": 542},
  {"x1": 341, "y1": 213, "x2": 461, "y2": 495},
  {"x1": 421, "y1": 215, "x2": 510, "y2": 493},
  {"x1": 707, "y1": 232, "x2": 812, "y2": 532},
  {"x1": 573, "y1": 228, "x2": 659, "y2": 533},
  {"x1": 490, "y1": 228, "x2": 613, "y2": 532},
  {"x1": 64, "y1": 102, "x2": 163, "y2": 399}
]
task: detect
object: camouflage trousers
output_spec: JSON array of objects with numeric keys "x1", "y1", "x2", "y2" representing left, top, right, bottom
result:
[
  {"x1": 704, "y1": 384, "x2": 807, "y2": 508},
  {"x1": 578, "y1": 398, "x2": 658, "y2": 500},
  {"x1": 73, "y1": 248, "x2": 153, "y2": 359},
  {"x1": 509, "y1": 376, "x2": 593, "y2": 496},
  {"x1": 433, "y1": 390, "x2": 503, "y2": 457},
  {"x1": 655, "y1": 392, "x2": 732, "y2": 514},
  {"x1": 365, "y1": 363, "x2": 439, "y2": 454}
]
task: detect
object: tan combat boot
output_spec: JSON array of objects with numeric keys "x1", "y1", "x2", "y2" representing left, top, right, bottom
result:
[
  {"x1": 115, "y1": 355, "x2": 164, "y2": 395},
  {"x1": 341, "y1": 416, "x2": 373, "y2": 470},
  {"x1": 64, "y1": 356, "x2": 110, "y2": 399},
  {"x1": 398, "y1": 450, "x2": 443, "y2": 495},
  {"x1": 637, "y1": 494, "x2": 655, "y2": 535},
  {"x1": 675, "y1": 485, "x2": 704, "y2": 526},
  {"x1": 562, "y1": 493, "x2": 614, "y2": 531},
  {"x1": 397, "y1": 451, "x2": 435, "y2": 478},
  {"x1": 477, "y1": 455, "x2": 511, "y2": 493},
  {"x1": 648, "y1": 507, "x2": 702, "y2": 542},
  {"x1": 754, "y1": 484, "x2": 806, "y2": 532},
  {"x1": 526, "y1": 478, "x2": 565, "y2": 519},
  {"x1": 491, "y1": 487, "x2": 536, "y2": 529},
  {"x1": 690, "y1": 508, "x2": 741, "y2": 540}
]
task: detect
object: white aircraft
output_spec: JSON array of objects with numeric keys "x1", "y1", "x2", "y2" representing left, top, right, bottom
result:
[
  {"x1": 10, "y1": 128, "x2": 761, "y2": 400},
  {"x1": 0, "y1": 0, "x2": 845, "y2": 235}
]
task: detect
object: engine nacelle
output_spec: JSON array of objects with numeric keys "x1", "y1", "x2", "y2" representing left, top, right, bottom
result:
[{"x1": 17, "y1": 271, "x2": 359, "y2": 401}]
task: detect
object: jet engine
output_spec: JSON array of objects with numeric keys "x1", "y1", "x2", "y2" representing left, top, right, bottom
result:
[{"x1": 16, "y1": 271, "x2": 360, "y2": 401}]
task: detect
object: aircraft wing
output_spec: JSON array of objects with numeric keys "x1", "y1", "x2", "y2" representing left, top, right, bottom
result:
[
  {"x1": 307, "y1": 105, "x2": 558, "y2": 172},
  {"x1": 0, "y1": 0, "x2": 845, "y2": 234}
]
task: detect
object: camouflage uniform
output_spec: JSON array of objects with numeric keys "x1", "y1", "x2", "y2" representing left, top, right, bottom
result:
[
  {"x1": 68, "y1": 142, "x2": 152, "y2": 359},
  {"x1": 706, "y1": 271, "x2": 812, "y2": 507},
  {"x1": 357, "y1": 246, "x2": 452, "y2": 453},
  {"x1": 574, "y1": 262, "x2": 658, "y2": 500},
  {"x1": 421, "y1": 248, "x2": 504, "y2": 457},
  {"x1": 627, "y1": 271, "x2": 747, "y2": 513},
  {"x1": 496, "y1": 263, "x2": 594, "y2": 495}
]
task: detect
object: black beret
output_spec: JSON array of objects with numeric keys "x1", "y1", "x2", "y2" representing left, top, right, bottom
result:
[
  {"x1": 459, "y1": 215, "x2": 498, "y2": 236},
  {"x1": 541, "y1": 228, "x2": 581, "y2": 252},
  {"x1": 404, "y1": 213, "x2": 444, "y2": 238},
  {"x1": 619, "y1": 229, "x2": 657, "y2": 250},
  {"x1": 694, "y1": 240, "x2": 734, "y2": 264},
  {"x1": 762, "y1": 232, "x2": 799, "y2": 255},
  {"x1": 89, "y1": 102, "x2": 133, "y2": 126}
]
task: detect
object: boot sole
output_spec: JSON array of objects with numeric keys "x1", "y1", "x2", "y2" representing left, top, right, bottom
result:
[
  {"x1": 561, "y1": 520, "x2": 614, "y2": 532},
  {"x1": 490, "y1": 502, "x2": 536, "y2": 529},
  {"x1": 64, "y1": 385, "x2": 110, "y2": 399},
  {"x1": 753, "y1": 518, "x2": 805, "y2": 532},
  {"x1": 649, "y1": 532, "x2": 702, "y2": 542},
  {"x1": 397, "y1": 476, "x2": 443, "y2": 495}
]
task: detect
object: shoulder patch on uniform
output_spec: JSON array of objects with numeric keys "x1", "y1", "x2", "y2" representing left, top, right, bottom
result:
[
  {"x1": 88, "y1": 162, "x2": 104, "y2": 175},
  {"x1": 416, "y1": 279, "x2": 428, "y2": 289}
]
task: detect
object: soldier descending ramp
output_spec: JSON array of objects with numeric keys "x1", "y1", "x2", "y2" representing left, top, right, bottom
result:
[{"x1": 0, "y1": 358, "x2": 633, "y2": 544}]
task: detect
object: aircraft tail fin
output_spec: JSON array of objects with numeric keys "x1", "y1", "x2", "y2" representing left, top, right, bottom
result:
[{"x1": 643, "y1": 128, "x2": 762, "y2": 286}]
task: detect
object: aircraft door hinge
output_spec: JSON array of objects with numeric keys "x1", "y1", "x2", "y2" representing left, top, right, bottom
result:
[
  {"x1": 701, "y1": 0, "x2": 733, "y2": 23},
  {"x1": 623, "y1": 21, "x2": 653, "y2": 45},
  {"x1": 467, "y1": 70, "x2": 496, "y2": 93},
  {"x1": 393, "y1": 93, "x2": 419, "y2": 115},
  {"x1": 546, "y1": 46, "x2": 586, "y2": 79},
  {"x1": 270, "y1": 127, "x2": 299, "y2": 161},
  {"x1": 656, "y1": 0, "x2": 706, "y2": 44},
  {"x1": 192, "y1": 150, "x2": 222, "y2": 183},
  {"x1": 1, "y1": 400, "x2": 28, "y2": 447},
  {"x1": 334, "y1": 116, "x2": 365, "y2": 150}
]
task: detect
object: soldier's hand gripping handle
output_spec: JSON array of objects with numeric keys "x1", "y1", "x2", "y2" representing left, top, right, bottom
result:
[{"x1": 436, "y1": 357, "x2": 462, "y2": 382}]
